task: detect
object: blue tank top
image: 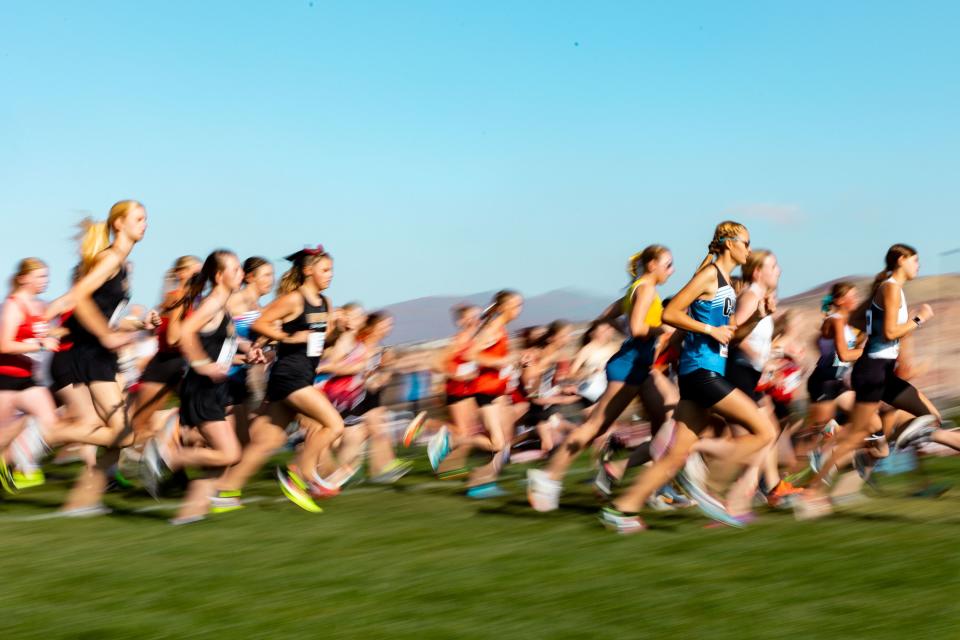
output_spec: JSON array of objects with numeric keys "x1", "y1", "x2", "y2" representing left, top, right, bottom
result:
[
  {"x1": 678, "y1": 265, "x2": 736, "y2": 376},
  {"x1": 228, "y1": 309, "x2": 260, "y2": 376}
]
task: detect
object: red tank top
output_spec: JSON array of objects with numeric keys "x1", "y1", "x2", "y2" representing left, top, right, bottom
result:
[
  {"x1": 473, "y1": 329, "x2": 509, "y2": 396},
  {"x1": 155, "y1": 315, "x2": 176, "y2": 353},
  {"x1": 57, "y1": 311, "x2": 74, "y2": 352},
  {"x1": 0, "y1": 297, "x2": 46, "y2": 378},
  {"x1": 445, "y1": 338, "x2": 477, "y2": 397}
]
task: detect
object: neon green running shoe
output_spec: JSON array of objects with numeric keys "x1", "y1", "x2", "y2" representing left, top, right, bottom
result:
[
  {"x1": 210, "y1": 489, "x2": 244, "y2": 514},
  {"x1": 0, "y1": 457, "x2": 18, "y2": 494},
  {"x1": 12, "y1": 469, "x2": 45, "y2": 490},
  {"x1": 276, "y1": 467, "x2": 322, "y2": 513}
]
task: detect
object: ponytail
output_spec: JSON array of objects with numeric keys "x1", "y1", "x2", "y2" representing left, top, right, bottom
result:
[
  {"x1": 822, "y1": 281, "x2": 855, "y2": 315},
  {"x1": 627, "y1": 245, "x2": 669, "y2": 280},
  {"x1": 820, "y1": 294, "x2": 834, "y2": 314},
  {"x1": 173, "y1": 250, "x2": 235, "y2": 317},
  {"x1": 851, "y1": 244, "x2": 916, "y2": 330},
  {"x1": 77, "y1": 200, "x2": 143, "y2": 275},
  {"x1": 77, "y1": 218, "x2": 111, "y2": 276},
  {"x1": 697, "y1": 220, "x2": 747, "y2": 273},
  {"x1": 278, "y1": 247, "x2": 330, "y2": 295}
]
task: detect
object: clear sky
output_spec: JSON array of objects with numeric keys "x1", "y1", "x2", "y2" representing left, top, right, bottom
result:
[{"x1": 2, "y1": 1, "x2": 958, "y2": 308}]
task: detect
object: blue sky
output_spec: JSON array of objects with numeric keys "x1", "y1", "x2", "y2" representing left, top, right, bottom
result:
[{"x1": 2, "y1": 1, "x2": 958, "y2": 308}]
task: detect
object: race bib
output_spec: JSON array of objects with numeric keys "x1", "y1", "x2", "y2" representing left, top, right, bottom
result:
[
  {"x1": 217, "y1": 335, "x2": 239, "y2": 368},
  {"x1": 108, "y1": 301, "x2": 129, "y2": 329},
  {"x1": 455, "y1": 362, "x2": 477, "y2": 377},
  {"x1": 307, "y1": 331, "x2": 326, "y2": 357}
]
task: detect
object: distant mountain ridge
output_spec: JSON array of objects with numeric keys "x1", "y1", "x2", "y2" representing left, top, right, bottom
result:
[{"x1": 382, "y1": 287, "x2": 614, "y2": 345}]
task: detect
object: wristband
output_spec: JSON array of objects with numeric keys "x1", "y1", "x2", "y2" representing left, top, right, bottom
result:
[{"x1": 190, "y1": 358, "x2": 212, "y2": 369}]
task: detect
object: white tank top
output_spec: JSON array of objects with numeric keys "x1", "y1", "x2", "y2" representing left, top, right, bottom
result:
[
  {"x1": 736, "y1": 284, "x2": 774, "y2": 372},
  {"x1": 866, "y1": 278, "x2": 908, "y2": 360}
]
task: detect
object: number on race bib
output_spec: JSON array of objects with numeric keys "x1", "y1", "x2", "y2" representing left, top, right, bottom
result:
[
  {"x1": 455, "y1": 362, "x2": 477, "y2": 377},
  {"x1": 108, "y1": 301, "x2": 129, "y2": 329},
  {"x1": 307, "y1": 331, "x2": 326, "y2": 357},
  {"x1": 217, "y1": 335, "x2": 239, "y2": 368}
]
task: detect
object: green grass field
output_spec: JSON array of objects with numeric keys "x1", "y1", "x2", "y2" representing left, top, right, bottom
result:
[{"x1": 2, "y1": 452, "x2": 959, "y2": 640}]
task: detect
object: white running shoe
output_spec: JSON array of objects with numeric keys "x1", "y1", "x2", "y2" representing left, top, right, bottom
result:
[
  {"x1": 895, "y1": 415, "x2": 938, "y2": 450},
  {"x1": 140, "y1": 439, "x2": 170, "y2": 499},
  {"x1": 599, "y1": 507, "x2": 646, "y2": 534},
  {"x1": 427, "y1": 426, "x2": 451, "y2": 471},
  {"x1": 675, "y1": 453, "x2": 744, "y2": 528},
  {"x1": 526, "y1": 469, "x2": 561, "y2": 512}
]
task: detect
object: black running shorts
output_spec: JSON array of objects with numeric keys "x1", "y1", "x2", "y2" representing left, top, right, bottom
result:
[
  {"x1": 678, "y1": 368, "x2": 735, "y2": 409},
  {"x1": 851, "y1": 357, "x2": 911, "y2": 404}
]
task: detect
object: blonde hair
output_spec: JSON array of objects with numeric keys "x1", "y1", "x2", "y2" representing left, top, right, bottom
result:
[
  {"x1": 162, "y1": 255, "x2": 201, "y2": 292},
  {"x1": 741, "y1": 249, "x2": 773, "y2": 284},
  {"x1": 696, "y1": 220, "x2": 747, "y2": 272},
  {"x1": 9, "y1": 257, "x2": 46, "y2": 292},
  {"x1": 78, "y1": 200, "x2": 143, "y2": 275},
  {"x1": 278, "y1": 250, "x2": 332, "y2": 295},
  {"x1": 627, "y1": 245, "x2": 669, "y2": 279}
]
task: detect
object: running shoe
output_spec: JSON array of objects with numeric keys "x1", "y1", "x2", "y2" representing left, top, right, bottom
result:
[
  {"x1": 12, "y1": 468, "x2": 45, "y2": 490},
  {"x1": 370, "y1": 459, "x2": 413, "y2": 485},
  {"x1": 329, "y1": 464, "x2": 363, "y2": 489},
  {"x1": 526, "y1": 468, "x2": 561, "y2": 512},
  {"x1": 277, "y1": 467, "x2": 323, "y2": 513},
  {"x1": 647, "y1": 483, "x2": 695, "y2": 511},
  {"x1": 307, "y1": 471, "x2": 342, "y2": 498},
  {"x1": 12, "y1": 418, "x2": 50, "y2": 472},
  {"x1": 766, "y1": 479, "x2": 803, "y2": 508},
  {"x1": 437, "y1": 467, "x2": 469, "y2": 480},
  {"x1": 139, "y1": 438, "x2": 170, "y2": 499},
  {"x1": 808, "y1": 448, "x2": 823, "y2": 474},
  {"x1": 402, "y1": 411, "x2": 428, "y2": 448},
  {"x1": 112, "y1": 467, "x2": 134, "y2": 489},
  {"x1": 659, "y1": 482, "x2": 694, "y2": 508},
  {"x1": 599, "y1": 506, "x2": 646, "y2": 534},
  {"x1": 675, "y1": 453, "x2": 744, "y2": 528},
  {"x1": 594, "y1": 463, "x2": 615, "y2": 500},
  {"x1": 427, "y1": 426, "x2": 451, "y2": 471},
  {"x1": 793, "y1": 490, "x2": 832, "y2": 521},
  {"x1": 895, "y1": 415, "x2": 938, "y2": 450},
  {"x1": 60, "y1": 503, "x2": 112, "y2": 518},
  {"x1": 852, "y1": 450, "x2": 878, "y2": 489},
  {"x1": 210, "y1": 490, "x2": 244, "y2": 514},
  {"x1": 465, "y1": 482, "x2": 509, "y2": 499},
  {"x1": 0, "y1": 456, "x2": 18, "y2": 494}
]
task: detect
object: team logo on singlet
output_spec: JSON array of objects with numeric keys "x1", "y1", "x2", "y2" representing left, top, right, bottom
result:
[{"x1": 722, "y1": 297, "x2": 734, "y2": 317}]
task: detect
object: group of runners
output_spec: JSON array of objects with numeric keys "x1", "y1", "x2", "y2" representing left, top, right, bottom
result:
[{"x1": 0, "y1": 201, "x2": 956, "y2": 530}]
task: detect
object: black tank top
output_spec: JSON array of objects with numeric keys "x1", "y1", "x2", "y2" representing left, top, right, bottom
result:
[
  {"x1": 66, "y1": 264, "x2": 130, "y2": 346},
  {"x1": 276, "y1": 292, "x2": 329, "y2": 369},
  {"x1": 199, "y1": 312, "x2": 234, "y2": 362}
]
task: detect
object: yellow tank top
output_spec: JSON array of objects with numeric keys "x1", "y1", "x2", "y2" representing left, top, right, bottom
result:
[{"x1": 622, "y1": 278, "x2": 663, "y2": 328}]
